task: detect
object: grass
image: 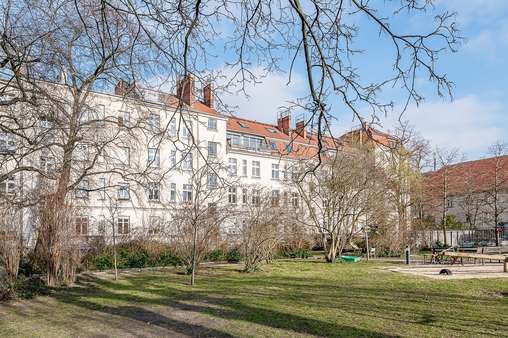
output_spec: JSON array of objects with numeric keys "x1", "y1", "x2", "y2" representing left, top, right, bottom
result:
[{"x1": 0, "y1": 260, "x2": 507, "y2": 337}]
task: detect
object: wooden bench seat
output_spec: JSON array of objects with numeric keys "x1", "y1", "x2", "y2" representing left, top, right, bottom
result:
[{"x1": 443, "y1": 252, "x2": 508, "y2": 272}]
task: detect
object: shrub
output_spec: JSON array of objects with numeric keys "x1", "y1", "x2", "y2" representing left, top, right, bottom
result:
[
  {"x1": 282, "y1": 249, "x2": 312, "y2": 259},
  {"x1": 226, "y1": 248, "x2": 241, "y2": 263},
  {"x1": 206, "y1": 249, "x2": 225, "y2": 262},
  {"x1": 1, "y1": 275, "x2": 48, "y2": 302}
]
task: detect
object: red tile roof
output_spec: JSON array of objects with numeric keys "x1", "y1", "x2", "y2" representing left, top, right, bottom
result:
[{"x1": 424, "y1": 156, "x2": 508, "y2": 197}]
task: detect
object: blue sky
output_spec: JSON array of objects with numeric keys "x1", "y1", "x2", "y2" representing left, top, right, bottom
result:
[{"x1": 220, "y1": 0, "x2": 508, "y2": 160}]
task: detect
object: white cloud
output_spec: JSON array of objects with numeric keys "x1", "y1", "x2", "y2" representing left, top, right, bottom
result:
[
  {"x1": 436, "y1": 0, "x2": 508, "y2": 25},
  {"x1": 218, "y1": 68, "x2": 305, "y2": 124},
  {"x1": 378, "y1": 95, "x2": 505, "y2": 158}
]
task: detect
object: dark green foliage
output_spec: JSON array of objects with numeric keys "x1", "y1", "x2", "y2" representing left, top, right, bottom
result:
[
  {"x1": 1, "y1": 275, "x2": 48, "y2": 301},
  {"x1": 205, "y1": 249, "x2": 226, "y2": 262},
  {"x1": 226, "y1": 248, "x2": 241, "y2": 263},
  {"x1": 83, "y1": 240, "x2": 181, "y2": 271},
  {"x1": 279, "y1": 249, "x2": 312, "y2": 259}
]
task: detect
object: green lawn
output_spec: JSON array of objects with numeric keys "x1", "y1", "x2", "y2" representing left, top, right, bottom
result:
[{"x1": 0, "y1": 260, "x2": 507, "y2": 337}]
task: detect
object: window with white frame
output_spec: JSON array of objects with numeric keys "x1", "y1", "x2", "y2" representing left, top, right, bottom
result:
[
  {"x1": 271, "y1": 163, "x2": 280, "y2": 180},
  {"x1": 98, "y1": 177, "x2": 106, "y2": 200},
  {"x1": 252, "y1": 161, "x2": 260, "y2": 178},
  {"x1": 119, "y1": 111, "x2": 130, "y2": 127},
  {"x1": 170, "y1": 183, "x2": 177, "y2": 202},
  {"x1": 98, "y1": 215, "x2": 106, "y2": 235},
  {"x1": 75, "y1": 216, "x2": 89, "y2": 236},
  {"x1": 228, "y1": 158, "x2": 237, "y2": 176},
  {"x1": 95, "y1": 104, "x2": 105, "y2": 122},
  {"x1": 148, "y1": 216, "x2": 161, "y2": 235},
  {"x1": 183, "y1": 184, "x2": 193, "y2": 202},
  {"x1": 208, "y1": 141, "x2": 218, "y2": 158},
  {"x1": 0, "y1": 132, "x2": 15, "y2": 154},
  {"x1": 118, "y1": 183, "x2": 130, "y2": 200},
  {"x1": 118, "y1": 146, "x2": 130, "y2": 166},
  {"x1": 241, "y1": 159, "x2": 248, "y2": 177},
  {"x1": 169, "y1": 150, "x2": 177, "y2": 168},
  {"x1": 75, "y1": 179, "x2": 89, "y2": 199},
  {"x1": 147, "y1": 182, "x2": 160, "y2": 201},
  {"x1": 242, "y1": 188, "x2": 248, "y2": 204},
  {"x1": 168, "y1": 118, "x2": 177, "y2": 137},
  {"x1": 148, "y1": 113, "x2": 160, "y2": 131},
  {"x1": 117, "y1": 216, "x2": 130, "y2": 234},
  {"x1": 182, "y1": 120, "x2": 193, "y2": 139},
  {"x1": 207, "y1": 118, "x2": 217, "y2": 130},
  {"x1": 252, "y1": 189, "x2": 260, "y2": 205},
  {"x1": 182, "y1": 152, "x2": 193, "y2": 170},
  {"x1": 39, "y1": 155, "x2": 55, "y2": 173},
  {"x1": 0, "y1": 177, "x2": 16, "y2": 195},
  {"x1": 207, "y1": 173, "x2": 218, "y2": 189},
  {"x1": 291, "y1": 192, "x2": 299, "y2": 208},
  {"x1": 148, "y1": 147, "x2": 160, "y2": 167},
  {"x1": 271, "y1": 190, "x2": 280, "y2": 206},
  {"x1": 228, "y1": 186, "x2": 237, "y2": 204}
]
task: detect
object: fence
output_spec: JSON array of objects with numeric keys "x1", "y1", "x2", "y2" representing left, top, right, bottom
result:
[{"x1": 412, "y1": 228, "x2": 508, "y2": 248}]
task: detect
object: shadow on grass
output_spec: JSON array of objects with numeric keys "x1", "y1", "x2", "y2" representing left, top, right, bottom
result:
[
  {"x1": 51, "y1": 272, "x2": 401, "y2": 338},
  {"x1": 40, "y1": 263, "x2": 508, "y2": 337}
]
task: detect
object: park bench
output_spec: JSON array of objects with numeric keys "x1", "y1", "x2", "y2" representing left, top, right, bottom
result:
[{"x1": 442, "y1": 251, "x2": 508, "y2": 272}]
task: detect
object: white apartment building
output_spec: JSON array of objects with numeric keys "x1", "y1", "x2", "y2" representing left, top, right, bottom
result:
[{"x1": 0, "y1": 76, "x2": 395, "y2": 245}]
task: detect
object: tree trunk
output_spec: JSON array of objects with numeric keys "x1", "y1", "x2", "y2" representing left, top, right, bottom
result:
[{"x1": 190, "y1": 224, "x2": 198, "y2": 286}]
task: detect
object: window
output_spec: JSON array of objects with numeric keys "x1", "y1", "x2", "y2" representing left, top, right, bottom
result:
[
  {"x1": 271, "y1": 190, "x2": 280, "y2": 206},
  {"x1": 283, "y1": 164, "x2": 289, "y2": 180},
  {"x1": 447, "y1": 198, "x2": 453, "y2": 208},
  {"x1": 252, "y1": 161, "x2": 260, "y2": 178},
  {"x1": 168, "y1": 118, "x2": 177, "y2": 137},
  {"x1": 238, "y1": 121, "x2": 249, "y2": 128},
  {"x1": 148, "y1": 216, "x2": 161, "y2": 235},
  {"x1": 243, "y1": 135, "x2": 264, "y2": 151},
  {"x1": 241, "y1": 159, "x2": 248, "y2": 177},
  {"x1": 242, "y1": 188, "x2": 248, "y2": 204},
  {"x1": 118, "y1": 183, "x2": 130, "y2": 200},
  {"x1": 75, "y1": 179, "x2": 89, "y2": 199},
  {"x1": 228, "y1": 186, "x2": 237, "y2": 204},
  {"x1": 207, "y1": 118, "x2": 217, "y2": 130},
  {"x1": 120, "y1": 111, "x2": 130, "y2": 127},
  {"x1": 170, "y1": 183, "x2": 177, "y2": 202},
  {"x1": 266, "y1": 128, "x2": 277, "y2": 133},
  {"x1": 98, "y1": 215, "x2": 106, "y2": 235},
  {"x1": 148, "y1": 113, "x2": 160, "y2": 131},
  {"x1": 228, "y1": 158, "x2": 237, "y2": 176},
  {"x1": 148, "y1": 147, "x2": 160, "y2": 167},
  {"x1": 147, "y1": 182, "x2": 160, "y2": 201},
  {"x1": 271, "y1": 142, "x2": 277, "y2": 150},
  {"x1": 98, "y1": 177, "x2": 106, "y2": 200},
  {"x1": 227, "y1": 133, "x2": 241, "y2": 146},
  {"x1": 183, "y1": 184, "x2": 193, "y2": 203},
  {"x1": 291, "y1": 169, "x2": 300, "y2": 181},
  {"x1": 291, "y1": 192, "x2": 299, "y2": 208},
  {"x1": 117, "y1": 217, "x2": 130, "y2": 234},
  {"x1": 271, "y1": 163, "x2": 280, "y2": 180},
  {"x1": 118, "y1": 146, "x2": 130, "y2": 166},
  {"x1": 182, "y1": 120, "x2": 193, "y2": 139},
  {"x1": 0, "y1": 132, "x2": 15, "y2": 154},
  {"x1": 75, "y1": 216, "x2": 89, "y2": 236},
  {"x1": 39, "y1": 155, "x2": 54, "y2": 173},
  {"x1": 207, "y1": 173, "x2": 218, "y2": 189},
  {"x1": 208, "y1": 141, "x2": 218, "y2": 158},
  {"x1": 0, "y1": 177, "x2": 16, "y2": 195},
  {"x1": 182, "y1": 152, "x2": 193, "y2": 170},
  {"x1": 95, "y1": 104, "x2": 105, "y2": 122},
  {"x1": 252, "y1": 189, "x2": 260, "y2": 205},
  {"x1": 169, "y1": 150, "x2": 177, "y2": 168}
]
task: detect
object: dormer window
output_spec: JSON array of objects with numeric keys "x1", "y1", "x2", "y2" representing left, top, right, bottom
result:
[
  {"x1": 266, "y1": 128, "x2": 277, "y2": 133},
  {"x1": 238, "y1": 121, "x2": 249, "y2": 128}
]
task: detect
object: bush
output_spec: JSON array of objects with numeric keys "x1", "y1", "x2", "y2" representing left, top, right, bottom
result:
[
  {"x1": 83, "y1": 240, "x2": 182, "y2": 271},
  {"x1": 1, "y1": 275, "x2": 48, "y2": 302},
  {"x1": 279, "y1": 249, "x2": 312, "y2": 259},
  {"x1": 205, "y1": 249, "x2": 226, "y2": 262},
  {"x1": 226, "y1": 248, "x2": 241, "y2": 263}
]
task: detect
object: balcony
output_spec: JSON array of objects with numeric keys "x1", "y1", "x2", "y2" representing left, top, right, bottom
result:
[{"x1": 226, "y1": 139, "x2": 272, "y2": 154}]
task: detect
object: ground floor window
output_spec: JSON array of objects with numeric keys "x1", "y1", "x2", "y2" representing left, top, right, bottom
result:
[
  {"x1": 75, "y1": 216, "x2": 89, "y2": 236},
  {"x1": 117, "y1": 216, "x2": 130, "y2": 234}
]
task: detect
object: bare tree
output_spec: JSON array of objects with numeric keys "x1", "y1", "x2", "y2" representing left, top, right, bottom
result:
[
  {"x1": 485, "y1": 142, "x2": 508, "y2": 246},
  {"x1": 456, "y1": 164, "x2": 485, "y2": 230},
  {"x1": 236, "y1": 187, "x2": 284, "y2": 272},
  {"x1": 295, "y1": 148, "x2": 386, "y2": 262},
  {"x1": 169, "y1": 164, "x2": 230, "y2": 286}
]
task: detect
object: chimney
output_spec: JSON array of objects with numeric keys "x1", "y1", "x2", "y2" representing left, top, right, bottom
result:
[
  {"x1": 176, "y1": 75, "x2": 195, "y2": 106},
  {"x1": 277, "y1": 113, "x2": 291, "y2": 135},
  {"x1": 203, "y1": 83, "x2": 214, "y2": 108},
  {"x1": 294, "y1": 120, "x2": 307, "y2": 139}
]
